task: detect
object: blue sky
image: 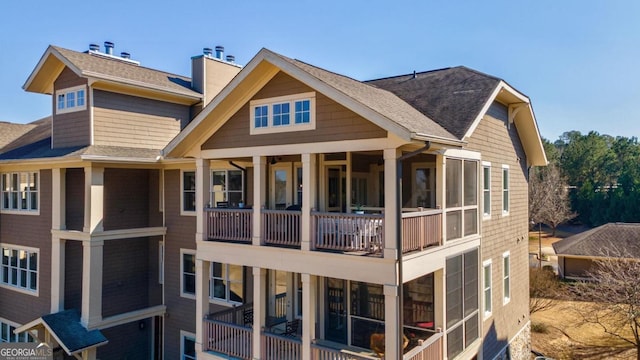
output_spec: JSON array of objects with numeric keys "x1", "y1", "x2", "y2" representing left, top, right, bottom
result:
[{"x1": 1, "y1": 0, "x2": 638, "y2": 141}]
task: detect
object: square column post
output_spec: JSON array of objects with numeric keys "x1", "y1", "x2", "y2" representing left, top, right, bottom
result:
[
  {"x1": 301, "y1": 273, "x2": 316, "y2": 360},
  {"x1": 51, "y1": 168, "x2": 66, "y2": 312},
  {"x1": 384, "y1": 284, "x2": 400, "y2": 358},
  {"x1": 438, "y1": 156, "x2": 447, "y2": 244},
  {"x1": 253, "y1": 267, "x2": 267, "y2": 359},
  {"x1": 253, "y1": 156, "x2": 266, "y2": 246},
  {"x1": 196, "y1": 159, "x2": 211, "y2": 242},
  {"x1": 81, "y1": 240, "x2": 103, "y2": 328},
  {"x1": 83, "y1": 166, "x2": 104, "y2": 233},
  {"x1": 195, "y1": 259, "x2": 211, "y2": 353},
  {"x1": 301, "y1": 153, "x2": 316, "y2": 251},
  {"x1": 383, "y1": 149, "x2": 400, "y2": 259}
]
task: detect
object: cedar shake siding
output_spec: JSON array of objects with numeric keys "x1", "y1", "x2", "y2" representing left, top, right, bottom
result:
[
  {"x1": 163, "y1": 169, "x2": 197, "y2": 360},
  {"x1": 103, "y1": 168, "x2": 151, "y2": 231},
  {"x1": 65, "y1": 168, "x2": 84, "y2": 231},
  {"x1": 64, "y1": 240, "x2": 83, "y2": 311},
  {"x1": 52, "y1": 68, "x2": 90, "y2": 149},
  {"x1": 0, "y1": 170, "x2": 52, "y2": 324},
  {"x1": 93, "y1": 90, "x2": 190, "y2": 149},
  {"x1": 98, "y1": 321, "x2": 151, "y2": 360},
  {"x1": 465, "y1": 110, "x2": 531, "y2": 358},
  {"x1": 202, "y1": 72, "x2": 386, "y2": 150}
]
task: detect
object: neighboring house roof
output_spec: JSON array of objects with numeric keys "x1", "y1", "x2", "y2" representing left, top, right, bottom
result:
[
  {"x1": 23, "y1": 46, "x2": 202, "y2": 100},
  {"x1": 366, "y1": 67, "x2": 501, "y2": 140},
  {"x1": 553, "y1": 223, "x2": 640, "y2": 258},
  {"x1": 0, "y1": 116, "x2": 51, "y2": 154},
  {"x1": 15, "y1": 309, "x2": 108, "y2": 355},
  {"x1": 0, "y1": 121, "x2": 38, "y2": 149}
]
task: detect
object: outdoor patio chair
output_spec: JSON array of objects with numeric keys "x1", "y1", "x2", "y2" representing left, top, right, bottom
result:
[{"x1": 275, "y1": 319, "x2": 300, "y2": 337}]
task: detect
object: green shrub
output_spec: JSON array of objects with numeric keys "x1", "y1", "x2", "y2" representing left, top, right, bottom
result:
[{"x1": 531, "y1": 322, "x2": 549, "y2": 334}]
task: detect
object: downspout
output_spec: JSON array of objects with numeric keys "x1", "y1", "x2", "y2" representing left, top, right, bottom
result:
[
  {"x1": 395, "y1": 141, "x2": 431, "y2": 360},
  {"x1": 229, "y1": 161, "x2": 247, "y2": 205}
]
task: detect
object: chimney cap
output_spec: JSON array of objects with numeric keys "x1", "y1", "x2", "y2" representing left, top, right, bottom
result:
[
  {"x1": 121, "y1": 52, "x2": 131, "y2": 59},
  {"x1": 89, "y1": 43, "x2": 100, "y2": 52},
  {"x1": 203, "y1": 47, "x2": 213, "y2": 57},
  {"x1": 226, "y1": 55, "x2": 235, "y2": 63}
]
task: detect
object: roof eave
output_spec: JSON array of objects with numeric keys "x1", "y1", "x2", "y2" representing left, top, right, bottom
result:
[
  {"x1": 85, "y1": 73, "x2": 202, "y2": 101},
  {"x1": 412, "y1": 132, "x2": 465, "y2": 147}
]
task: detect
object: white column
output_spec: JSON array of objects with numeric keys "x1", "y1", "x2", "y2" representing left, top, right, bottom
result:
[
  {"x1": 195, "y1": 259, "x2": 211, "y2": 353},
  {"x1": 51, "y1": 168, "x2": 66, "y2": 313},
  {"x1": 434, "y1": 269, "x2": 445, "y2": 331},
  {"x1": 383, "y1": 148, "x2": 400, "y2": 259},
  {"x1": 438, "y1": 156, "x2": 447, "y2": 244},
  {"x1": 81, "y1": 240, "x2": 103, "y2": 328},
  {"x1": 52, "y1": 168, "x2": 66, "y2": 230},
  {"x1": 301, "y1": 153, "x2": 316, "y2": 251},
  {"x1": 384, "y1": 284, "x2": 400, "y2": 358},
  {"x1": 82, "y1": 348, "x2": 97, "y2": 360},
  {"x1": 301, "y1": 273, "x2": 316, "y2": 360},
  {"x1": 252, "y1": 267, "x2": 267, "y2": 359},
  {"x1": 252, "y1": 156, "x2": 266, "y2": 246},
  {"x1": 345, "y1": 152, "x2": 352, "y2": 212},
  {"x1": 83, "y1": 166, "x2": 104, "y2": 234},
  {"x1": 196, "y1": 159, "x2": 211, "y2": 242}
]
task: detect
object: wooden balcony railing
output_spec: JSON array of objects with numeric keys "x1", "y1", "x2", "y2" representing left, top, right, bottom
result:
[
  {"x1": 262, "y1": 209, "x2": 301, "y2": 247},
  {"x1": 203, "y1": 318, "x2": 253, "y2": 359},
  {"x1": 401, "y1": 209, "x2": 442, "y2": 253},
  {"x1": 207, "y1": 303, "x2": 253, "y2": 326},
  {"x1": 311, "y1": 343, "x2": 377, "y2": 359},
  {"x1": 261, "y1": 332, "x2": 301, "y2": 360},
  {"x1": 312, "y1": 212, "x2": 384, "y2": 255},
  {"x1": 205, "y1": 208, "x2": 252, "y2": 243},
  {"x1": 404, "y1": 329, "x2": 443, "y2": 360}
]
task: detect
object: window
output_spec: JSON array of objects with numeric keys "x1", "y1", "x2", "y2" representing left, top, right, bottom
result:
[
  {"x1": 210, "y1": 262, "x2": 244, "y2": 304},
  {"x1": 1, "y1": 245, "x2": 38, "y2": 294},
  {"x1": 483, "y1": 259, "x2": 492, "y2": 318},
  {"x1": 0, "y1": 319, "x2": 34, "y2": 343},
  {"x1": 181, "y1": 170, "x2": 196, "y2": 214},
  {"x1": 482, "y1": 162, "x2": 491, "y2": 218},
  {"x1": 503, "y1": 252, "x2": 511, "y2": 304},
  {"x1": 502, "y1": 165, "x2": 509, "y2": 215},
  {"x1": 55, "y1": 86, "x2": 86, "y2": 114},
  {"x1": 412, "y1": 163, "x2": 435, "y2": 208},
  {"x1": 180, "y1": 250, "x2": 195, "y2": 298},
  {"x1": 180, "y1": 331, "x2": 196, "y2": 360},
  {"x1": 250, "y1": 92, "x2": 316, "y2": 134},
  {"x1": 445, "y1": 159, "x2": 478, "y2": 240},
  {"x1": 211, "y1": 170, "x2": 244, "y2": 208},
  {"x1": 1, "y1": 172, "x2": 38, "y2": 213},
  {"x1": 446, "y1": 249, "x2": 479, "y2": 358}
]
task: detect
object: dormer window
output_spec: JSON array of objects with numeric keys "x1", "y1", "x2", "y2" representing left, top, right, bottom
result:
[
  {"x1": 250, "y1": 92, "x2": 315, "y2": 134},
  {"x1": 55, "y1": 86, "x2": 86, "y2": 114}
]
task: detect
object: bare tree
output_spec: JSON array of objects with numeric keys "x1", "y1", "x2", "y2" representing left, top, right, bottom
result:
[
  {"x1": 529, "y1": 164, "x2": 576, "y2": 236},
  {"x1": 529, "y1": 268, "x2": 561, "y2": 314},
  {"x1": 573, "y1": 246, "x2": 640, "y2": 360}
]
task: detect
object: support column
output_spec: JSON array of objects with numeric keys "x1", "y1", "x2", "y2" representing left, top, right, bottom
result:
[
  {"x1": 82, "y1": 348, "x2": 97, "y2": 360},
  {"x1": 252, "y1": 156, "x2": 266, "y2": 246},
  {"x1": 195, "y1": 259, "x2": 211, "y2": 354},
  {"x1": 383, "y1": 149, "x2": 400, "y2": 259},
  {"x1": 434, "y1": 269, "x2": 445, "y2": 331},
  {"x1": 83, "y1": 166, "x2": 104, "y2": 234},
  {"x1": 301, "y1": 273, "x2": 316, "y2": 360},
  {"x1": 252, "y1": 267, "x2": 267, "y2": 359},
  {"x1": 196, "y1": 159, "x2": 211, "y2": 242},
  {"x1": 51, "y1": 168, "x2": 66, "y2": 313},
  {"x1": 437, "y1": 155, "x2": 447, "y2": 244},
  {"x1": 301, "y1": 153, "x2": 316, "y2": 251},
  {"x1": 383, "y1": 284, "x2": 400, "y2": 358},
  {"x1": 81, "y1": 240, "x2": 103, "y2": 328}
]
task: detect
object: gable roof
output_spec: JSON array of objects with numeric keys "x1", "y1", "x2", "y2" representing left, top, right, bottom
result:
[
  {"x1": 23, "y1": 46, "x2": 202, "y2": 100},
  {"x1": 553, "y1": 223, "x2": 640, "y2": 258},
  {"x1": 0, "y1": 121, "x2": 38, "y2": 149}
]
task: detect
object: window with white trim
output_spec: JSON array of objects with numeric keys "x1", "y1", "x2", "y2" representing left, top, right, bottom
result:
[
  {"x1": 180, "y1": 250, "x2": 195, "y2": 298},
  {"x1": 181, "y1": 170, "x2": 196, "y2": 214},
  {"x1": 502, "y1": 165, "x2": 509, "y2": 215},
  {"x1": 250, "y1": 92, "x2": 316, "y2": 135},
  {"x1": 503, "y1": 252, "x2": 510, "y2": 304},
  {"x1": 55, "y1": 86, "x2": 86, "y2": 114},
  {"x1": 445, "y1": 159, "x2": 478, "y2": 240},
  {"x1": 180, "y1": 331, "x2": 196, "y2": 360},
  {"x1": 1, "y1": 245, "x2": 38, "y2": 293},
  {"x1": 210, "y1": 262, "x2": 244, "y2": 304},
  {"x1": 210, "y1": 170, "x2": 244, "y2": 208},
  {"x1": 0, "y1": 319, "x2": 34, "y2": 343},
  {"x1": 1, "y1": 172, "x2": 38, "y2": 212},
  {"x1": 482, "y1": 163, "x2": 491, "y2": 218},
  {"x1": 483, "y1": 259, "x2": 492, "y2": 318}
]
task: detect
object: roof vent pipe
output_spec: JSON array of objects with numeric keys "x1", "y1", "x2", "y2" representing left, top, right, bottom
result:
[
  {"x1": 203, "y1": 47, "x2": 213, "y2": 57},
  {"x1": 104, "y1": 41, "x2": 114, "y2": 55},
  {"x1": 121, "y1": 52, "x2": 131, "y2": 59},
  {"x1": 89, "y1": 43, "x2": 100, "y2": 52},
  {"x1": 412, "y1": 70, "x2": 417, "y2": 79},
  {"x1": 226, "y1": 55, "x2": 235, "y2": 63},
  {"x1": 215, "y1": 46, "x2": 224, "y2": 60}
]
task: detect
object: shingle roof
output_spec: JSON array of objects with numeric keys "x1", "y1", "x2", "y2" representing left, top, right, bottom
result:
[
  {"x1": 553, "y1": 223, "x2": 640, "y2": 258},
  {"x1": 366, "y1": 66, "x2": 502, "y2": 140},
  {"x1": 272, "y1": 52, "x2": 458, "y2": 142},
  {"x1": 0, "y1": 121, "x2": 37, "y2": 149},
  {"x1": 0, "y1": 116, "x2": 51, "y2": 154},
  {"x1": 51, "y1": 46, "x2": 201, "y2": 98},
  {"x1": 41, "y1": 309, "x2": 108, "y2": 354}
]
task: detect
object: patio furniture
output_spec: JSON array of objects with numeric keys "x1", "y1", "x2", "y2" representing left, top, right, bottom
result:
[{"x1": 274, "y1": 319, "x2": 300, "y2": 337}]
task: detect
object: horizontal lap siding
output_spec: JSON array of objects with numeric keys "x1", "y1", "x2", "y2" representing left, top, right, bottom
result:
[
  {"x1": 465, "y1": 114, "x2": 530, "y2": 359},
  {"x1": 98, "y1": 321, "x2": 151, "y2": 359},
  {"x1": 93, "y1": 90, "x2": 189, "y2": 149},
  {"x1": 163, "y1": 169, "x2": 197, "y2": 360},
  {"x1": 103, "y1": 168, "x2": 150, "y2": 231},
  {"x1": 52, "y1": 68, "x2": 90, "y2": 148},
  {"x1": 64, "y1": 240, "x2": 83, "y2": 311},
  {"x1": 0, "y1": 170, "x2": 52, "y2": 324},
  {"x1": 202, "y1": 71, "x2": 386, "y2": 149},
  {"x1": 65, "y1": 168, "x2": 85, "y2": 231},
  {"x1": 564, "y1": 257, "x2": 593, "y2": 277}
]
